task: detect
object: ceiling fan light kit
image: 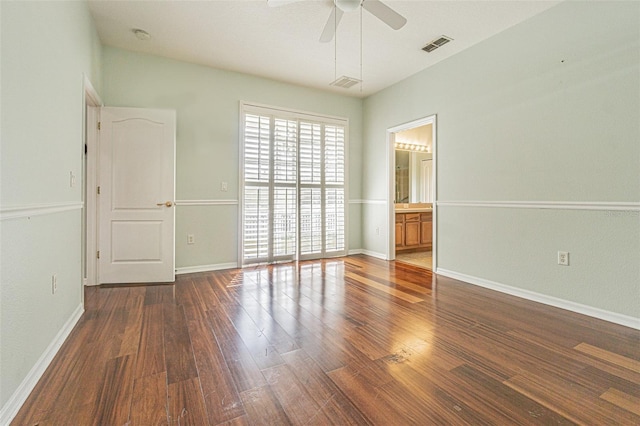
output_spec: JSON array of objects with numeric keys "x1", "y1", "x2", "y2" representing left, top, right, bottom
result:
[
  {"x1": 267, "y1": 0, "x2": 408, "y2": 91},
  {"x1": 323, "y1": 0, "x2": 407, "y2": 42},
  {"x1": 267, "y1": 0, "x2": 406, "y2": 43},
  {"x1": 335, "y1": 0, "x2": 361, "y2": 13}
]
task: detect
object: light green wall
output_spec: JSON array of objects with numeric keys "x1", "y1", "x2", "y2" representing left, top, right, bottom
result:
[
  {"x1": 101, "y1": 47, "x2": 363, "y2": 268},
  {"x1": 363, "y1": 1, "x2": 640, "y2": 318},
  {"x1": 0, "y1": 0, "x2": 102, "y2": 410},
  {"x1": 1, "y1": 0, "x2": 638, "y2": 418}
]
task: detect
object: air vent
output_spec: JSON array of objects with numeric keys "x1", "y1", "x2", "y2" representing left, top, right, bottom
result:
[
  {"x1": 422, "y1": 35, "x2": 453, "y2": 53},
  {"x1": 330, "y1": 75, "x2": 361, "y2": 89}
]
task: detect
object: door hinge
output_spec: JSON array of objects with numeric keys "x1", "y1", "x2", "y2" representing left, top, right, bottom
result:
[
  {"x1": 97, "y1": 121, "x2": 101, "y2": 130},
  {"x1": 97, "y1": 186, "x2": 101, "y2": 195},
  {"x1": 97, "y1": 250, "x2": 100, "y2": 259},
  {"x1": 84, "y1": 144, "x2": 88, "y2": 155}
]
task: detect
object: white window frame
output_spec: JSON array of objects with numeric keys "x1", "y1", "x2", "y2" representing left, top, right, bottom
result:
[{"x1": 238, "y1": 102, "x2": 349, "y2": 266}]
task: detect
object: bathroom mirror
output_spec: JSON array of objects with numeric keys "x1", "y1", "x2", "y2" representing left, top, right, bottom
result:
[
  {"x1": 394, "y1": 123, "x2": 434, "y2": 204},
  {"x1": 395, "y1": 150, "x2": 432, "y2": 203}
]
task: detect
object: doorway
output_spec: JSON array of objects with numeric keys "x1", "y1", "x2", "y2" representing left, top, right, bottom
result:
[
  {"x1": 387, "y1": 116, "x2": 437, "y2": 271},
  {"x1": 83, "y1": 86, "x2": 177, "y2": 285},
  {"x1": 82, "y1": 75, "x2": 102, "y2": 289}
]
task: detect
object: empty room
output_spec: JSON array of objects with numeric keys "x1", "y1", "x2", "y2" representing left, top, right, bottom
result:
[{"x1": 1, "y1": 0, "x2": 638, "y2": 424}]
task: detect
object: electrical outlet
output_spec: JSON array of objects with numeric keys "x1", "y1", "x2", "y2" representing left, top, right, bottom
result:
[
  {"x1": 52, "y1": 274, "x2": 58, "y2": 294},
  {"x1": 558, "y1": 251, "x2": 569, "y2": 266},
  {"x1": 187, "y1": 234, "x2": 195, "y2": 245},
  {"x1": 376, "y1": 227, "x2": 380, "y2": 236},
  {"x1": 69, "y1": 171, "x2": 76, "y2": 188},
  {"x1": 220, "y1": 181, "x2": 228, "y2": 192}
]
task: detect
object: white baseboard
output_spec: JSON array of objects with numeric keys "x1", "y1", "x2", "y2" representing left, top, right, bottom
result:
[
  {"x1": 349, "y1": 249, "x2": 387, "y2": 260},
  {"x1": 179, "y1": 255, "x2": 396, "y2": 274},
  {"x1": 436, "y1": 268, "x2": 640, "y2": 330},
  {"x1": 0, "y1": 303, "x2": 85, "y2": 425},
  {"x1": 175, "y1": 262, "x2": 239, "y2": 275}
]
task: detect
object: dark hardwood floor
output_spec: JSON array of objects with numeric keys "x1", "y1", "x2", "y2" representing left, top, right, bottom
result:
[{"x1": 12, "y1": 255, "x2": 640, "y2": 425}]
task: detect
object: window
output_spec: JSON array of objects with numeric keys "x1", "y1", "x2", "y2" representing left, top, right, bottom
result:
[{"x1": 240, "y1": 103, "x2": 347, "y2": 265}]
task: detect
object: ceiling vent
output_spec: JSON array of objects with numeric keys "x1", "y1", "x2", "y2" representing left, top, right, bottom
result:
[
  {"x1": 330, "y1": 76, "x2": 361, "y2": 89},
  {"x1": 422, "y1": 35, "x2": 453, "y2": 53}
]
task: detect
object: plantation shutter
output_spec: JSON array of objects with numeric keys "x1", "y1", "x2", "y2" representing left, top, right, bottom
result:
[
  {"x1": 272, "y1": 118, "x2": 297, "y2": 259},
  {"x1": 324, "y1": 125, "x2": 345, "y2": 254},
  {"x1": 241, "y1": 104, "x2": 347, "y2": 265},
  {"x1": 243, "y1": 114, "x2": 270, "y2": 260}
]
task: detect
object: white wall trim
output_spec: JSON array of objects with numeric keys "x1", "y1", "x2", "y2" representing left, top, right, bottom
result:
[
  {"x1": 437, "y1": 200, "x2": 640, "y2": 211},
  {"x1": 0, "y1": 201, "x2": 83, "y2": 221},
  {"x1": 0, "y1": 304, "x2": 84, "y2": 425},
  {"x1": 437, "y1": 268, "x2": 640, "y2": 330},
  {"x1": 349, "y1": 249, "x2": 387, "y2": 260},
  {"x1": 175, "y1": 199, "x2": 239, "y2": 206},
  {"x1": 83, "y1": 73, "x2": 103, "y2": 107},
  {"x1": 175, "y1": 262, "x2": 239, "y2": 275},
  {"x1": 349, "y1": 199, "x2": 386, "y2": 205}
]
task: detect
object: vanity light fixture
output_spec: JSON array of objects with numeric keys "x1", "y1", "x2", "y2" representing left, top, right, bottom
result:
[{"x1": 395, "y1": 142, "x2": 431, "y2": 153}]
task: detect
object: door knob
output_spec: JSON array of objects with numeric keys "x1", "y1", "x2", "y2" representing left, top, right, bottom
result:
[{"x1": 156, "y1": 201, "x2": 173, "y2": 207}]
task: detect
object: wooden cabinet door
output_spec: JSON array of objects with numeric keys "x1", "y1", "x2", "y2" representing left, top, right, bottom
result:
[
  {"x1": 395, "y1": 223, "x2": 404, "y2": 247},
  {"x1": 421, "y1": 220, "x2": 432, "y2": 246},
  {"x1": 405, "y1": 221, "x2": 420, "y2": 246}
]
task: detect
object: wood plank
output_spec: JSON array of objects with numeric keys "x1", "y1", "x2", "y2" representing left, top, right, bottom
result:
[
  {"x1": 129, "y1": 372, "x2": 169, "y2": 425},
  {"x1": 327, "y1": 365, "x2": 406, "y2": 424},
  {"x1": 509, "y1": 328, "x2": 640, "y2": 384},
  {"x1": 144, "y1": 284, "x2": 176, "y2": 305},
  {"x1": 135, "y1": 303, "x2": 166, "y2": 379},
  {"x1": 91, "y1": 354, "x2": 135, "y2": 426},
  {"x1": 280, "y1": 349, "x2": 370, "y2": 425},
  {"x1": 187, "y1": 317, "x2": 246, "y2": 424},
  {"x1": 345, "y1": 271, "x2": 424, "y2": 303},
  {"x1": 600, "y1": 388, "x2": 640, "y2": 416},
  {"x1": 379, "y1": 357, "x2": 512, "y2": 424},
  {"x1": 216, "y1": 414, "x2": 251, "y2": 425},
  {"x1": 232, "y1": 291, "x2": 299, "y2": 355},
  {"x1": 163, "y1": 303, "x2": 199, "y2": 384},
  {"x1": 262, "y1": 363, "x2": 333, "y2": 424},
  {"x1": 240, "y1": 386, "x2": 292, "y2": 425},
  {"x1": 118, "y1": 288, "x2": 145, "y2": 356},
  {"x1": 218, "y1": 299, "x2": 286, "y2": 370},
  {"x1": 207, "y1": 307, "x2": 267, "y2": 392},
  {"x1": 450, "y1": 364, "x2": 573, "y2": 424},
  {"x1": 167, "y1": 377, "x2": 209, "y2": 426},
  {"x1": 574, "y1": 342, "x2": 640, "y2": 372},
  {"x1": 505, "y1": 371, "x2": 640, "y2": 425}
]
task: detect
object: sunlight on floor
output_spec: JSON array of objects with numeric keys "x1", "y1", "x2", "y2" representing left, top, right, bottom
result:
[{"x1": 396, "y1": 250, "x2": 432, "y2": 270}]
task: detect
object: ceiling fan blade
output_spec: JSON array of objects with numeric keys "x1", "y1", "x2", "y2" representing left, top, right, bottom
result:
[
  {"x1": 362, "y1": 0, "x2": 407, "y2": 30},
  {"x1": 319, "y1": 6, "x2": 344, "y2": 43},
  {"x1": 267, "y1": 0, "x2": 303, "y2": 7}
]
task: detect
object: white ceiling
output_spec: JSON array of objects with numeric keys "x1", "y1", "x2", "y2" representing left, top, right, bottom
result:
[{"x1": 88, "y1": 0, "x2": 561, "y2": 98}]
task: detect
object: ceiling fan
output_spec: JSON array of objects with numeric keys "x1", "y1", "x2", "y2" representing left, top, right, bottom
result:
[{"x1": 267, "y1": 0, "x2": 407, "y2": 43}]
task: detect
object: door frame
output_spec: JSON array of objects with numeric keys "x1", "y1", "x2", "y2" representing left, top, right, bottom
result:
[
  {"x1": 82, "y1": 75, "x2": 103, "y2": 287},
  {"x1": 386, "y1": 115, "x2": 437, "y2": 269}
]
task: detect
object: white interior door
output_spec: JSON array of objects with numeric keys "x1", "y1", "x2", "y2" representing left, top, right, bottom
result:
[{"x1": 98, "y1": 107, "x2": 176, "y2": 283}]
